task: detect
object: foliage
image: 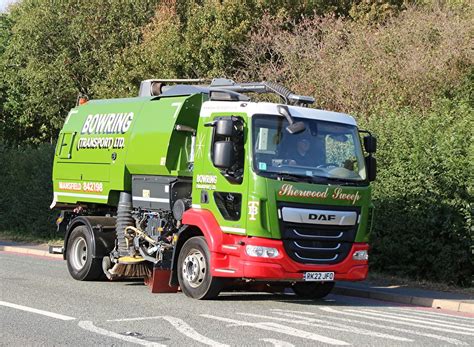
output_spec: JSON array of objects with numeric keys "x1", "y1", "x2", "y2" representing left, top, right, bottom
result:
[
  {"x1": 0, "y1": 143, "x2": 57, "y2": 236},
  {"x1": 1, "y1": 0, "x2": 414, "y2": 143},
  {"x1": 1, "y1": 0, "x2": 160, "y2": 144},
  {"x1": 359, "y1": 78, "x2": 473, "y2": 285},
  {"x1": 238, "y1": 5, "x2": 473, "y2": 115},
  {"x1": 0, "y1": 14, "x2": 12, "y2": 141},
  {"x1": 95, "y1": 0, "x2": 356, "y2": 98},
  {"x1": 349, "y1": 0, "x2": 405, "y2": 23}
]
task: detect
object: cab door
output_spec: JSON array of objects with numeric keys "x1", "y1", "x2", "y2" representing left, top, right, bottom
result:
[{"x1": 192, "y1": 113, "x2": 248, "y2": 236}]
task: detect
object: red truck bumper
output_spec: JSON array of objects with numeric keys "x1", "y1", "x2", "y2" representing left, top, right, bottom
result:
[{"x1": 210, "y1": 234, "x2": 368, "y2": 282}]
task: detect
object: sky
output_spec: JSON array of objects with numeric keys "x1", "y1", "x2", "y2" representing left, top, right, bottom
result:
[{"x1": 0, "y1": 0, "x2": 16, "y2": 13}]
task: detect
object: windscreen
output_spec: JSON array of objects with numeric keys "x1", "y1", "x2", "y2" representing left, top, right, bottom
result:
[{"x1": 252, "y1": 114, "x2": 366, "y2": 183}]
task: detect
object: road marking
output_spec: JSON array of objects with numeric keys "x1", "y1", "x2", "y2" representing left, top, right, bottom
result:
[
  {"x1": 107, "y1": 316, "x2": 227, "y2": 346},
  {"x1": 389, "y1": 307, "x2": 474, "y2": 321},
  {"x1": 310, "y1": 308, "x2": 467, "y2": 346},
  {"x1": 260, "y1": 338, "x2": 295, "y2": 347},
  {"x1": 238, "y1": 312, "x2": 412, "y2": 342},
  {"x1": 161, "y1": 316, "x2": 228, "y2": 347},
  {"x1": 0, "y1": 300, "x2": 75, "y2": 321},
  {"x1": 78, "y1": 321, "x2": 165, "y2": 346},
  {"x1": 314, "y1": 307, "x2": 472, "y2": 336},
  {"x1": 362, "y1": 308, "x2": 474, "y2": 328},
  {"x1": 345, "y1": 309, "x2": 474, "y2": 333},
  {"x1": 271, "y1": 312, "x2": 413, "y2": 342},
  {"x1": 108, "y1": 316, "x2": 162, "y2": 322},
  {"x1": 201, "y1": 314, "x2": 349, "y2": 345},
  {"x1": 273, "y1": 308, "x2": 468, "y2": 345}
]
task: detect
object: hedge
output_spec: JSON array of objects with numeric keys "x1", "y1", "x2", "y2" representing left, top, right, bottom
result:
[
  {"x1": 360, "y1": 94, "x2": 473, "y2": 286},
  {"x1": 0, "y1": 143, "x2": 57, "y2": 237}
]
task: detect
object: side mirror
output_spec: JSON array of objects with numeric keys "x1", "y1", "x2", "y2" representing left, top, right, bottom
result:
[
  {"x1": 213, "y1": 141, "x2": 235, "y2": 168},
  {"x1": 364, "y1": 135, "x2": 377, "y2": 154},
  {"x1": 215, "y1": 119, "x2": 235, "y2": 137},
  {"x1": 286, "y1": 121, "x2": 306, "y2": 134},
  {"x1": 277, "y1": 105, "x2": 306, "y2": 134},
  {"x1": 365, "y1": 156, "x2": 377, "y2": 181}
]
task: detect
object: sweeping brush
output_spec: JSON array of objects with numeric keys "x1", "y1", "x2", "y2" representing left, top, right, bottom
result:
[{"x1": 107, "y1": 256, "x2": 152, "y2": 279}]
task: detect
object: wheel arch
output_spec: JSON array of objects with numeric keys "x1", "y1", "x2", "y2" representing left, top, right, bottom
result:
[
  {"x1": 169, "y1": 224, "x2": 204, "y2": 286},
  {"x1": 64, "y1": 216, "x2": 116, "y2": 260},
  {"x1": 181, "y1": 209, "x2": 223, "y2": 252}
]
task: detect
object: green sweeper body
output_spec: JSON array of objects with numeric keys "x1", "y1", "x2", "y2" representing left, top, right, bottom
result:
[{"x1": 51, "y1": 79, "x2": 376, "y2": 299}]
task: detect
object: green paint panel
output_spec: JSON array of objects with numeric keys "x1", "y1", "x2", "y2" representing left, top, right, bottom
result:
[{"x1": 52, "y1": 94, "x2": 202, "y2": 205}]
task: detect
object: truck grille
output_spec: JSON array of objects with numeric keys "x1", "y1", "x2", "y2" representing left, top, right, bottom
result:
[{"x1": 278, "y1": 204, "x2": 359, "y2": 265}]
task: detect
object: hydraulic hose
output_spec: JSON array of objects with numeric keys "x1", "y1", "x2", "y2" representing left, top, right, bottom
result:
[{"x1": 263, "y1": 81, "x2": 293, "y2": 104}]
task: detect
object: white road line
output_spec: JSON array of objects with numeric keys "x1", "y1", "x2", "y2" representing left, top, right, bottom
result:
[
  {"x1": 314, "y1": 307, "x2": 472, "y2": 336},
  {"x1": 389, "y1": 307, "x2": 474, "y2": 321},
  {"x1": 201, "y1": 314, "x2": 349, "y2": 345},
  {"x1": 314, "y1": 308, "x2": 468, "y2": 346},
  {"x1": 271, "y1": 309, "x2": 314, "y2": 315},
  {"x1": 345, "y1": 309, "x2": 474, "y2": 333},
  {"x1": 78, "y1": 321, "x2": 165, "y2": 347},
  {"x1": 108, "y1": 315, "x2": 228, "y2": 346},
  {"x1": 107, "y1": 316, "x2": 162, "y2": 322},
  {"x1": 0, "y1": 300, "x2": 75, "y2": 321},
  {"x1": 161, "y1": 316, "x2": 228, "y2": 347},
  {"x1": 260, "y1": 338, "x2": 295, "y2": 347},
  {"x1": 239, "y1": 312, "x2": 412, "y2": 342},
  {"x1": 361, "y1": 308, "x2": 474, "y2": 328}
]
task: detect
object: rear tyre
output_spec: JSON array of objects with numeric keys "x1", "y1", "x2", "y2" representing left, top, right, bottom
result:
[
  {"x1": 292, "y1": 282, "x2": 335, "y2": 299},
  {"x1": 177, "y1": 236, "x2": 223, "y2": 299},
  {"x1": 66, "y1": 226, "x2": 104, "y2": 281}
]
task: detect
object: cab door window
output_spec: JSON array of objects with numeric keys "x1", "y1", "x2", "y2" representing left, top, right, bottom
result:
[{"x1": 210, "y1": 116, "x2": 245, "y2": 184}]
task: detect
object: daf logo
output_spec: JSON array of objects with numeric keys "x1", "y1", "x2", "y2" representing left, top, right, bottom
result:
[{"x1": 308, "y1": 214, "x2": 336, "y2": 221}]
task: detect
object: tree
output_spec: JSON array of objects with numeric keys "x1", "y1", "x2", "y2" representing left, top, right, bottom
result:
[
  {"x1": 0, "y1": 13, "x2": 13, "y2": 142},
  {"x1": 1, "y1": 0, "x2": 160, "y2": 144}
]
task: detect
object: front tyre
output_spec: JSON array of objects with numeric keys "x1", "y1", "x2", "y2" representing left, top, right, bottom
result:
[
  {"x1": 292, "y1": 282, "x2": 335, "y2": 299},
  {"x1": 177, "y1": 236, "x2": 223, "y2": 299},
  {"x1": 66, "y1": 226, "x2": 104, "y2": 281}
]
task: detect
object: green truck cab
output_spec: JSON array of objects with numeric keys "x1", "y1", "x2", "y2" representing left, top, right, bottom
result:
[{"x1": 52, "y1": 79, "x2": 376, "y2": 299}]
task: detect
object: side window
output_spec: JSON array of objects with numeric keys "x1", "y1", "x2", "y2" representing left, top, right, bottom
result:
[{"x1": 210, "y1": 116, "x2": 245, "y2": 184}]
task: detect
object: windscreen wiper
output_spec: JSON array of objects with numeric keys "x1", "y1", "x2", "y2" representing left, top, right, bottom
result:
[
  {"x1": 276, "y1": 173, "x2": 313, "y2": 183},
  {"x1": 312, "y1": 176, "x2": 356, "y2": 186}
]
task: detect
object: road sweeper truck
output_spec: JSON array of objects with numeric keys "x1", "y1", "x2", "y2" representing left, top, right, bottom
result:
[{"x1": 51, "y1": 78, "x2": 376, "y2": 299}]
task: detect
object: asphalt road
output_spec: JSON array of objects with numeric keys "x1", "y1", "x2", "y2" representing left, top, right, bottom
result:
[{"x1": 1, "y1": 252, "x2": 473, "y2": 346}]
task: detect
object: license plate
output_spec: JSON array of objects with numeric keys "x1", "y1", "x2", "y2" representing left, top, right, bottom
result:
[{"x1": 304, "y1": 272, "x2": 334, "y2": 281}]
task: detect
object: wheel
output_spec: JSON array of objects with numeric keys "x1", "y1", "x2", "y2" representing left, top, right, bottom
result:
[
  {"x1": 66, "y1": 226, "x2": 105, "y2": 281},
  {"x1": 292, "y1": 282, "x2": 335, "y2": 299},
  {"x1": 177, "y1": 236, "x2": 223, "y2": 299}
]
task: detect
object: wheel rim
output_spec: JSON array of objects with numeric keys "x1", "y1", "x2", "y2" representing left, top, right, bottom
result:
[
  {"x1": 182, "y1": 248, "x2": 206, "y2": 288},
  {"x1": 70, "y1": 236, "x2": 88, "y2": 271}
]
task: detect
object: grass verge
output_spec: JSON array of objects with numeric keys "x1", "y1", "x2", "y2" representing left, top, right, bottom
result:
[{"x1": 0, "y1": 230, "x2": 63, "y2": 245}]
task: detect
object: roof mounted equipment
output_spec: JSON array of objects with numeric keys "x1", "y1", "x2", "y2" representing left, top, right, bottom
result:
[{"x1": 139, "y1": 78, "x2": 315, "y2": 106}]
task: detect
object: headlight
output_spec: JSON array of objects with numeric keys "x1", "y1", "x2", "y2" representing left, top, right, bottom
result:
[
  {"x1": 353, "y1": 250, "x2": 368, "y2": 260},
  {"x1": 246, "y1": 245, "x2": 279, "y2": 258}
]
